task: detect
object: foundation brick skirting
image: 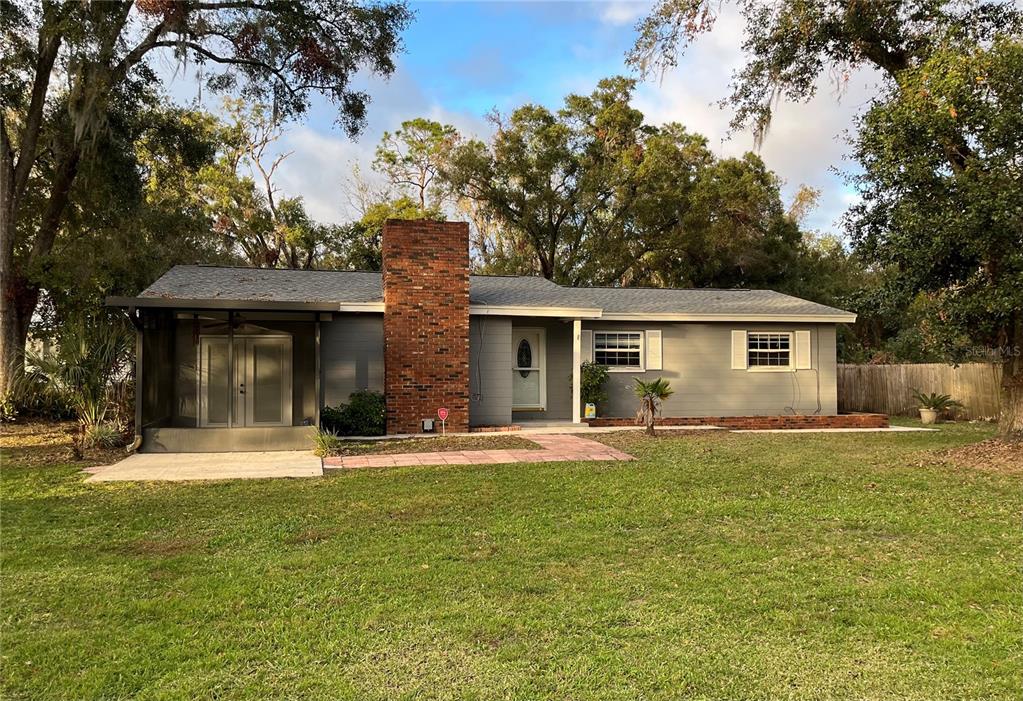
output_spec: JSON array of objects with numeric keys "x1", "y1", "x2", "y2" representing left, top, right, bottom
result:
[
  {"x1": 382, "y1": 219, "x2": 471, "y2": 434},
  {"x1": 586, "y1": 414, "x2": 890, "y2": 429}
]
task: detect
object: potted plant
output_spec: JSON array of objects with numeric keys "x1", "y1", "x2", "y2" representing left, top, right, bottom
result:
[
  {"x1": 633, "y1": 378, "x2": 674, "y2": 436},
  {"x1": 910, "y1": 389, "x2": 963, "y2": 425}
]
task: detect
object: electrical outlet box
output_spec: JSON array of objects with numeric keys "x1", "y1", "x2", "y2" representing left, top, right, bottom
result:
[{"x1": 421, "y1": 418, "x2": 435, "y2": 433}]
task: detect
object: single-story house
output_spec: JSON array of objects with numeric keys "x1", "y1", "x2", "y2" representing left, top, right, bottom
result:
[{"x1": 108, "y1": 219, "x2": 868, "y2": 452}]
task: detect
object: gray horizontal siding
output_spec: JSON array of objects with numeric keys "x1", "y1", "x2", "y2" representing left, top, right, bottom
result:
[
  {"x1": 583, "y1": 321, "x2": 838, "y2": 418},
  {"x1": 469, "y1": 317, "x2": 512, "y2": 426},
  {"x1": 320, "y1": 314, "x2": 384, "y2": 407}
]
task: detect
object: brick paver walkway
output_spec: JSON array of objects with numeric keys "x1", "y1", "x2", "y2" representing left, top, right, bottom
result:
[{"x1": 323, "y1": 434, "x2": 633, "y2": 470}]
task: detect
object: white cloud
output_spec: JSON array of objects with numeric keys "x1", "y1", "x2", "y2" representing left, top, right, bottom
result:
[{"x1": 599, "y1": 0, "x2": 652, "y2": 27}]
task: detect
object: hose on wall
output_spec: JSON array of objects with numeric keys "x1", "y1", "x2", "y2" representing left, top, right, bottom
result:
[{"x1": 785, "y1": 326, "x2": 823, "y2": 415}]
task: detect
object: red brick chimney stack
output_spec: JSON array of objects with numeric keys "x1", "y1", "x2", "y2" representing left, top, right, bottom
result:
[{"x1": 381, "y1": 219, "x2": 470, "y2": 434}]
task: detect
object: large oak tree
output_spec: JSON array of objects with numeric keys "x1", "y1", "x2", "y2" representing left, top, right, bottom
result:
[
  {"x1": 1, "y1": 0, "x2": 411, "y2": 396},
  {"x1": 439, "y1": 77, "x2": 801, "y2": 288}
]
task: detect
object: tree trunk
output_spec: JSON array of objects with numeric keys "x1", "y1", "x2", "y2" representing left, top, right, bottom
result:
[
  {"x1": 998, "y1": 314, "x2": 1023, "y2": 439},
  {"x1": 0, "y1": 269, "x2": 34, "y2": 398}
]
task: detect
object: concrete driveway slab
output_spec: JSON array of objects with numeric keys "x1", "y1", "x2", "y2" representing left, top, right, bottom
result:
[{"x1": 86, "y1": 451, "x2": 322, "y2": 482}]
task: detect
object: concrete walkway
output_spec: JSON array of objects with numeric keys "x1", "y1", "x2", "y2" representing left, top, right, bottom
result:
[
  {"x1": 323, "y1": 434, "x2": 633, "y2": 470},
  {"x1": 85, "y1": 451, "x2": 323, "y2": 482}
]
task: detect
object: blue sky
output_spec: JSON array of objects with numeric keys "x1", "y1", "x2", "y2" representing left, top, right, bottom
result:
[{"x1": 163, "y1": 1, "x2": 878, "y2": 238}]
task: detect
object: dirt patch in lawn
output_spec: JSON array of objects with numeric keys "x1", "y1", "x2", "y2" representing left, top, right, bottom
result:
[
  {"x1": 324, "y1": 434, "x2": 541, "y2": 457},
  {"x1": 0, "y1": 420, "x2": 124, "y2": 469},
  {"x1": 934, "y1": 438, "x2": 1023, "y2": 475}
]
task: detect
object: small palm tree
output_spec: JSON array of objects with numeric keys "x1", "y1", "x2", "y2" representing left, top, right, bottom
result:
[
  {"x1": 27, "y1": 317, "x2": 132, "y2": 453},
  {"x1": 634, "y1": 377, "x2": 674, "y2": 436}
]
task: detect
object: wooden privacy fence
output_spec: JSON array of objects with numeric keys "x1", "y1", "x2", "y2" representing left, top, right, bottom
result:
[{"x1": 838, "y1": 363, "x2": 1002, "y2": 420}]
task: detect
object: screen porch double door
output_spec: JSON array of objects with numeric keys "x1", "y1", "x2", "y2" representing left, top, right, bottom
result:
[{"x1": 199, "y1": 336, "x2": 292, "y2": 427}]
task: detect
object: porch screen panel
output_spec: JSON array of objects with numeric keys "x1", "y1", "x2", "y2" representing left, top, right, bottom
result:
[{"x1": 204, "y1": 340, "x2": 230, "y2": 425}]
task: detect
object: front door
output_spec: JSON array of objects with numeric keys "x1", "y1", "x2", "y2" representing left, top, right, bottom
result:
[
  {"x1": 512, "y1": 328, "x2": 546, "y2": 411},
  {"x1": 199, "y1": 336, "x2": 292, "y2": 427}
]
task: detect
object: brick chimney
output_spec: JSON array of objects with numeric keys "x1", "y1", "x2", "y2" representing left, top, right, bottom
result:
[{"x1": 381, "y1": 219, "x2": 470, "y2": 434}]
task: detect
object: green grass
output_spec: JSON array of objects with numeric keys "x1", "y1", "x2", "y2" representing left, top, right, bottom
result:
[{"x1": 1, "y1": 421, "x2": 1019, "y2": 699}]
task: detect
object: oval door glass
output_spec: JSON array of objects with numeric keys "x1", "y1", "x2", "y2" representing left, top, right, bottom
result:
[{"x1": 516, "y1": 339, "x2": 532, "y2": 378}]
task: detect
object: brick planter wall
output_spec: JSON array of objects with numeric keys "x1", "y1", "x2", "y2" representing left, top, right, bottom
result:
[
  {"x1": 382, "y1": 219, "x2": 470, "y2": 434},
  {"x1": 586, "y1": 414, "x2": 890, "y2": 430}
]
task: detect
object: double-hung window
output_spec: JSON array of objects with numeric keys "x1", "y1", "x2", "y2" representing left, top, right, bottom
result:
[
  {"x1": 594, "y1": 331, "x2": 643, "y2": 370},
  {"x1": 747, "y1": 332, "x2": 792, "y2": 369}
]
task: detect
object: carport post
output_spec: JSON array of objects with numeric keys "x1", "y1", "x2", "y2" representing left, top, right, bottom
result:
[{"x1": 227, "y1": 310, "x2": 234, "y2": 429}]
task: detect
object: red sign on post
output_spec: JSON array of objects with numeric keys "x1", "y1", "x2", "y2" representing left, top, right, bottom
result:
[{"x1": 437, "y1": 407, "x2": 449, "y2": 421}]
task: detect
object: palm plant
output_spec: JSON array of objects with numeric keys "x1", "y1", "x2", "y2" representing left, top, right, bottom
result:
[
  {"x1": 910, "y1": 389, "x2": 963, "y2": 412},
  {"x1": 634, "y1": 377, "x2": 674, "y2": 436},
  {"x1": 26, "y1": 317, "x2": 132, "y2": 451}
]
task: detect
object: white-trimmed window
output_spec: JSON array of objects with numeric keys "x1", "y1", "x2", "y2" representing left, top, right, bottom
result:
[
  {"x1": 594, "y1": 331, "x2": 643, "y2": 370},
  {"x1": 747, "y1": 332, "x2": 792, "y2": 369}
]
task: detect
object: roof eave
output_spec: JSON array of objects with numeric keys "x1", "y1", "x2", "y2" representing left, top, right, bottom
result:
[
  {"x1": 105, "y1": 296, "x2": 341, "y2": 312},
  {"x1": 597, "y1": 312, "x2": 857, "y2": 323}
]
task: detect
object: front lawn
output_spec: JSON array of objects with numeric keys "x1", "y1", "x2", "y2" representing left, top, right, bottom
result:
[{"x1": 1, "y1": 421, "x2": 1019, "y2": 699}]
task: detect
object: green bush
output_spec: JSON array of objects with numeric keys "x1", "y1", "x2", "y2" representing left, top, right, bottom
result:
[
  {"x1": 575, "y1": 361, "x2": 610, "y2": 410},
  {"x1": 321, "y1": 390, "x2": 386, "y2": 436},
  {"x1": 320, "y1": 405, "x2": 345, "y2": 432},
  {"x1": 2, "y1": 370, "x2": 74, "y2": 422}
]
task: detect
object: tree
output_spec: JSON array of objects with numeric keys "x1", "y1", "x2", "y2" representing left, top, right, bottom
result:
[
  {"x1": 1, "y1": 0, "x2": 411, "y2": 396},
  {"x1": 373, "y1": 118, "x2": 460, "y2": 209},
  {"x1": 441, "y1": 78, "x2": 655, "y2": 283},
  {"x1": 441, "y1": 77, "x2": 803, "y2": 287},
  {"x1": 629, "y1": 151, "x2": 803, "y2": 289},
  {"x1": 848, "y1": 35, "x2": 1023, "y2": 436},
  {"x1": 322, "y1": 196, "x2": 442, "y2": 271},
  {"x1": 200, "y1": 99, "x2": 339, "y2": 269},
  {"x1": 629, "y1": 0, "x2": 1020, "y2": 142},
  {"x1": 633, "y1": 377, "x2": 674, "y2": 436},
  {"x1": 18, "y1": 94, "x2": 235, "y2": 345}
]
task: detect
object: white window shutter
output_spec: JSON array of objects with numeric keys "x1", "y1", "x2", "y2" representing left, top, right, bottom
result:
[
  {"x1": 580, "y1": 329, "x2": 593, "y2": 364},
  {"x1": 731, "y1": 330, "x2": 748, "y2": 370},
  {"x1": 646, "y1": 330, "x2": 662, "y2": 370},
  {"x1": 794, "y1": 330, "x2": 811, "y2": 369}
]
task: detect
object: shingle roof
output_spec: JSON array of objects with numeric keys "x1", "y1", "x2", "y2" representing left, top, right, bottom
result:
[
  {"x1": 140, "y1": 266, "x2": 383, "y2": 304},
  {"x1": 566, "y1": 286, "x2": 851, "y2": 317},
  {"x1": 138, "y1": 265, "x2": 586, "y2": 308},
  {"x1": 133, "y1": 265, "x2": 853, "y2": 319}
]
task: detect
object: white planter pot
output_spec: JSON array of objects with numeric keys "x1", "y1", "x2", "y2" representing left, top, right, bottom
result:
[{"x1": 919, "y1": 408, "x2": 938, "y2": 425}]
